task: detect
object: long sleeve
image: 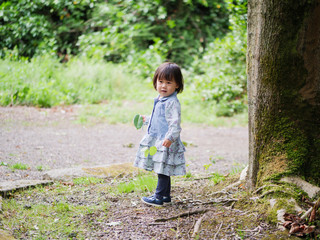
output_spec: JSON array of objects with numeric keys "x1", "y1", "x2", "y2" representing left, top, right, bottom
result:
[
  {"x1": 144, "y1": 115, "x2": 151, "y2": 126},
  {"x1": 164, "y1": 100, "x2": 182, "y2": 142}
]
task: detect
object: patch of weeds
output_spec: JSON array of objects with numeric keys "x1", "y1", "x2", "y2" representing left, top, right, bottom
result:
[
  {"x1": 209, "y1": 155, "x2": 224, "y2": 164},
  {"x1": 0, "y1": 161, "x2": 8, "y2": 166},
  {"x1": 116, "y1": 175, "x2": 157, "y2": 194},
  {"x1": 184, "y1": 171, "x2": 193, "y2": 179},
  {"x1": 9, "y1": 163, "x2": 29, "y2": 171},
  {"x1": 210, "y1": 173, "x2": 226, "y2": 184},
  {"x1": 230, "y1": 162, "x2": 246, "y2": 175},
  {"x1": 123, "y1": 143, "x2": 135, "y2": 148},
  {"x1": 54, "y1": 202, "x2": 71, "y2": 213},
  {"x1": 203, "y1": 163, "x2": 212, "y2": 171},
  {"x1": 182, "y1": 141, "x2": 197, "y2": 147},
  {"x1": 73, "y1": 177, "x2": 104, "y2": 186},
  {"x1": 236, "y1": 228, "x2": 246, "y2": 239},
  {"x1": 36, "y1": 165, "x2": 44, "y2": 171}
]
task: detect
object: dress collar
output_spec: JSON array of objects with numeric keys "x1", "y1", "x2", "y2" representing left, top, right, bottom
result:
[{"x1": 156, "y1": 92, "x2": 177, "y2": 102}]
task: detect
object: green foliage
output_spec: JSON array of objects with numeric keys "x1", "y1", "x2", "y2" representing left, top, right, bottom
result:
[
  {"x1": 210, "y1": 173, "x2": 225, "y2": 184},
  {"x1": 0, "y1": 53, "x2": 149, "y2": 107},
  {"x1": 78, "y1": 0, "x2": 230, "y2": 67},
  {"x1": 185, "y1": 0, "x2": 247, "y2": 116},
  {"x1": 1, "y1": 0, "x2": 230, "y2": 68},
  {"x1": 0, "y1": 0, "x2": 100, "y2": 57},
  {"x1": 0, "y1": 0, "x2": 249, "y2": 120}
]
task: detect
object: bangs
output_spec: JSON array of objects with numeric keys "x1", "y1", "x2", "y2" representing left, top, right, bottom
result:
[{"x1": 157, "y1": 67, "x2": 175, "y2": 81}]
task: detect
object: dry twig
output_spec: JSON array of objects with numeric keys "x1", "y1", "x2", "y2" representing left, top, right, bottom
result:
[
  {"x1": 309, "y1": 197, "x2": 320, "y2": 223},
  {"x1": 154, "y1": 208, "x2": 210, "y2": 222},
  {"x1": 191, "y1": 213, "x2": 207, "y2": 238},
  {"x1": 301, "y1": 207, "x2": 313, "y2": 220},
  {"x1": 213, "y1": 223, "x2": 223, "y2": 240}
]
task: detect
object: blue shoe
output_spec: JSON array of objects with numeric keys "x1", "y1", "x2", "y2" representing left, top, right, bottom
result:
[
  {"x1": 141, "y1": 195, "x2": 163, "y2": 206},
  {"x1": 163, "y1": 196, "x2": 171, "y2": 204}
]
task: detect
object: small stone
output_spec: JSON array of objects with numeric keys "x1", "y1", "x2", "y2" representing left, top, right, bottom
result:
[
  {"x1": 269, "y1": 198, "x2": 277, "y2": 208},
  {"x1": 277, "y1": 209, "x2": 286, "y2": 224},
  {"x1": 24, "y1": 204, "x2": 32, "y2": 209},
  {"x1": 240, "y1": 165, "x2": 248, "y2": 181}
]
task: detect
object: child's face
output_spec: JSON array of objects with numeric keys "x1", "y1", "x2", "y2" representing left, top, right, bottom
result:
[{"x1": 156, "y1": 78, "x2": 179, "y2": 98}]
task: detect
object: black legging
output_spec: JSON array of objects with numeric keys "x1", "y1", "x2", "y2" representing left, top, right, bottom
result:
[{"x1": 155, "y1": 174, "x2": 171, "y2": 199}]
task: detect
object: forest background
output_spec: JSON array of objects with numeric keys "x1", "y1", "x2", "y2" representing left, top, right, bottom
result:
[{"x1": 0, "y1": 0, "x2": 247, "y2": 126}]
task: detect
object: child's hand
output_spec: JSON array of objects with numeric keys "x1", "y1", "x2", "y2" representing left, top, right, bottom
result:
[
  {"x1": 162, "y1": 139, "x2": 172, "y2": 148},
  {"x1": 142, "y1": 115, "x2": 146, "y2": 123}
]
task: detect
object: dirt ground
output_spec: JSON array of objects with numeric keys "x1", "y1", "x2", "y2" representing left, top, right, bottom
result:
[
  {"x1": 0, "y1": 106, "x2": 248, "y2": 181},
  {"x1": 1, "y1": 106, "x2": 312, "y2": 240}
]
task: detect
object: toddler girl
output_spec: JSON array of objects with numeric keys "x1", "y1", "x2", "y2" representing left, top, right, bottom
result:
[{"x1": 134, "y1": 62, "x2": 186, "y2": 206}]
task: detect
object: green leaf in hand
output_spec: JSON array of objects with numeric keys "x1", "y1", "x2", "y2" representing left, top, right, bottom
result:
[
  {"x1": 144, "y1": 149, "x2": 149, "y2": 157},
  {"x1": 149, "y1": 146, "x2": 157, "y2": 156},
  {"x1": 133, "y1": 114, "x2": 143, "y2": 130}
]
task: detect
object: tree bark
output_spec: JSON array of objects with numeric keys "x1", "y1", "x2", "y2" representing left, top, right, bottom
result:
[{"x1": 247, "y1": 0, "x2": 320, "y2": 188}]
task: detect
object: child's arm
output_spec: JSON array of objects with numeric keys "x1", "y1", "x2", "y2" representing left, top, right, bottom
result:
[{"x1": 164, "y1": 100, "x2": 182, "y2": 144}]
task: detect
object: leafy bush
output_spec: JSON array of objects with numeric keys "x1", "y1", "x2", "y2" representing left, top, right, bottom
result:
[
  {"x1": 185, "y1": 0, "x2": 247, "y2": 116},
  {"x1": 78, "y1": 0, "x2": 230, "y2": 67},
  {"x1": 0, "y1": 0, "x2": 101, "y2": 57},
  {"x1": 0, "y1": 52, "x2": 149, "y2": 107},
  {"x1": 1, "y1": 0, "x2": 230, "y2": 68},
  {"x1": 0, "y1": 0, "x2": 249, "y2": 120}
]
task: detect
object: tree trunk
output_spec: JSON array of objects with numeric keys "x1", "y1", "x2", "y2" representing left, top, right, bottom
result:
[{"x1": 247, "y1": 0, "x2": 320, "y2": 188}]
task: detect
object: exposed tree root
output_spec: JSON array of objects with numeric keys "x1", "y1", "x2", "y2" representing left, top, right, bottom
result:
[{"x1": 154, "y1": 208, "x2": 210, "y2": 222}]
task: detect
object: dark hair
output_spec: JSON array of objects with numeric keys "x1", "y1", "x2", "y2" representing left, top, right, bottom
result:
[{"x1": 152, "y1": 62, "x2": 184, "y2": 93}]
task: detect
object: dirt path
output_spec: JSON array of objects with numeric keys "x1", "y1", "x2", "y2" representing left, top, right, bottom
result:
[{"x1": 0, "y1": 106, "x2": 248, "y2": 181}]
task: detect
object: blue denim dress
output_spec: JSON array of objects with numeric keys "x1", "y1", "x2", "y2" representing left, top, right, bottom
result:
[{"x1": 134, "y1": 92, "x2": 186, "y2": 176}]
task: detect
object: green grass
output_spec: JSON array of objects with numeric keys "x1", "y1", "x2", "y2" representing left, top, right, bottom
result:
[
  {"x1": 210, "y1": 173, "x2": 226, "y2": 184},
  {"x1": 116, "y1": 175, "x2": 157, "y2": 194},
  {"x1": 1, "y1": 182, "x2": 109, "y2": 239},
  {"x1": 73, "y1": 177, "x2": 104, "y2": 185},
  {"x1": 9, "y1": 163, "x2": 29, "y2": 170},
  {"x1": 3, "y1": 197, "x2": 100, "y2": 238},
  {"x1": 0, "y1": 172, "x2": 158, "y2": 239},
  {"x1": 36, "y1": 165, "x2": 44, "y2": 171},
  {"x1": 0, "y1": 55, "x2": 152, "y2": 107}
]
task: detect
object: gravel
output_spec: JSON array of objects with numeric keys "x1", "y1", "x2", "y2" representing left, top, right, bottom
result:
[{"x1": 0, "y1": 106, "x2": 248, "y2": 181}]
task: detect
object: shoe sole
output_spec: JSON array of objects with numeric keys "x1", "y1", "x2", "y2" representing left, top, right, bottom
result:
[{"x1": 141, "y1": 198, "x2": 164, "y2": 207}]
